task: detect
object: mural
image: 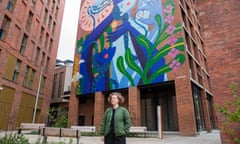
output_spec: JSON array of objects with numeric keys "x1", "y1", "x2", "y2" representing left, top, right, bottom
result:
[{"x1": 73, "y1": 0, "x2": 185, "y2": 95}]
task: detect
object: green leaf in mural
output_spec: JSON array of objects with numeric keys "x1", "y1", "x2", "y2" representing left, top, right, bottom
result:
[
  {"x1": 136, "y1": 35, "x2": 151, "y2": 54},
  {"x1": 147, "y1": 54, "x2": 185, "y2": 83},
  {"x1": 77, "y1": 38, "x2": 84, "y2": 54},
  {"x1": 154, "y1": 24, "x2": 169, "y2": 48},
  {"x1": 155, "y1": 14, "x2": 162, "y2": 27},
  {"x1": 174, "y1": 23, "x2": 182, "y2": 34},
  {"x1": 75, "y1": 84, "x2": 81, "y2": 96},
  {"x1": 151, "y1": 38, "x2": 184, "y2": 67},
  {"x1": 99, "y1": 35, "x2": 105, "y2": 51},
  {"x1": 164, "y1": 0, "x2": 175, "y2": 15},
  {"x1": 116, "y1": 56, "x2": 135, "y2": 86},
  {"x1": 125, "y1": 48, "x2": 143, "y2": 76},
  {"x1": 106, "y1": 26, "x2": 113, "y2": 47}
]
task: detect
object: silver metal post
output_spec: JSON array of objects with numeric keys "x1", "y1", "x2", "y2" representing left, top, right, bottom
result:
[{"x1": 32, "y1": 67, "x2": 43, "y2": 123}]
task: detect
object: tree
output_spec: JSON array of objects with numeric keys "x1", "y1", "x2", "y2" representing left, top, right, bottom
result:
[{"x1": 216, "y1": 82, "x2": 240, "y2": 144}]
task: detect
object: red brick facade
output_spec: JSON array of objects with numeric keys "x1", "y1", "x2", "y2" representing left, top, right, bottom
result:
[
  {"x1": 68, "y1": 0, "x2": 216, "y2": 136},
  {"x1": 197, "y1": 0, "x2": 240, "y2": 143},
  {"x1": 0, "y1": 0, "x2": 65, "y2": 130}
]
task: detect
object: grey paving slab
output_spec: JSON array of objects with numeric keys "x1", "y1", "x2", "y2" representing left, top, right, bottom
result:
[{"x1": 0, "y1": 130, "x2": 221, "y2": 144}]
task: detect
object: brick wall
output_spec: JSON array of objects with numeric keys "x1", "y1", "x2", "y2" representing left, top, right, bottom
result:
[
  {"x1": 0, "y1": 0, "x2": 65, "y2": 130},
  {"x1": 197, "y1": 0, "x2": 240, "y2": 143}
]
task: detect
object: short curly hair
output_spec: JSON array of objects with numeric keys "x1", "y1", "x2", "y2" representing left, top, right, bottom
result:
[{"x1": 108, "y1": 92, "x2": 125, "y2": 104}]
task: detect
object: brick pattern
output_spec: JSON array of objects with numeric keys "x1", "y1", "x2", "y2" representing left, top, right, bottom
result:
[
  {"x1": 197, "y1": 0, "x2": 240, "y2": 143},
  {"x1": 128, "y1": 87, "x2": 141, "y2": 126},
  {"x1": 68, "y1": 85, "x2": 79, "y2": 126},
  {"x1": 0, "y1": 0, "x2": 65, "y2": 130},
  {"x1": 68, "y1": 0, "x2": 216, "y2": 136},
  {"x1": 94, "y1": 92, "x2": 105, "y2": 129},
  {"x1": 174, "y1": 62, "x2": 198, "y2": 135}
]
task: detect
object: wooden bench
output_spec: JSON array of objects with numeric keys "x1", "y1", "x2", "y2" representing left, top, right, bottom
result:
[
  {"x1": 18, "y1": 123, "x2": 45, "y2": 134},
  {"x1": 129, "y1": 126, "x2": 147, "y2": 137},
  {"x1": 41, "y1": 127, "x2": 81, "y2": 144},
  {"x1": 71, "y1": 126, "x2": 96, "y2": 133}
]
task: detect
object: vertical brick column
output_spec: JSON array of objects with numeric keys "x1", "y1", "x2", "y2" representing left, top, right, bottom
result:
[
  {"x1": 128, "y1": 87, "x2": 141, "y2": 126},
  {"x1": 175, "y1": 77, "x2": 197, "y2": 136},
  {"x1": 68, "y1": 87, "x2": 79, "y2": 126},
  {"x1": 94, "y1": 92, "x2": 105, "y2": 129}
]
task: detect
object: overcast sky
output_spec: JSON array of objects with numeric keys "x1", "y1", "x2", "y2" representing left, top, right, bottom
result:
[{"x1": 57, "y1": 1, "x2": 81, "y2": 61}]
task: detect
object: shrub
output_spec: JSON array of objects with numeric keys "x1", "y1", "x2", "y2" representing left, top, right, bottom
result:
[
  {"x1": 47, "y1": 107, "x2": 70, "y2": 128},
  {"x1": 216, "y1": 82, "x2": 240, "y2": 144},
  {"x1": 0, "y1": 133, "x2": 29, "y2": 144}
]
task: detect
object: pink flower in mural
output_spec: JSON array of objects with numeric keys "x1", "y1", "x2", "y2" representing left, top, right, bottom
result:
[
  {"x1": 168, "y1": 48, "x2": 180, "y2": 58},
  {"x1": 169, "y1": 60, "x2": 181, "y2": 71},
  {"x1": 166, "y1": 25, "x2": 176, "y2": 35},
  {"x1": 165, "y1": 15, "x2": 174, "y2": 24},
  {"x1": 167, "y1": 36, "x2": 177, "y2": 46},
  {"x1": 164, "y1": 5, "x2": 173, "y2": 14}
]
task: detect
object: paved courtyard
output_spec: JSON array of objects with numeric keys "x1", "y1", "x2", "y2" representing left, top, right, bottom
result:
[{"x1": 20, "y1": 130, "x2": 221, "y2": 144}]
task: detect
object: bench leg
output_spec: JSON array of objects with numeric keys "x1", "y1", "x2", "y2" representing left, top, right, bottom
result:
[
  {"x1": 76, "y1": 137, "x2": 79, "y2": 144},
  {"x1": 38, "y1": 129, "x2": 41, "y2": 135},
  {"x1": 42, "y1": 136, "x2": 47, "y2": 144},
  {"x1": 18, "y1": 129, "x2": 22, "y2": 134}
]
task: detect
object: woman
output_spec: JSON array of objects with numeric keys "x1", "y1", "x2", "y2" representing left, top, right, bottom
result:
[{"x1": 100, "y1": 92, "x2": 131, "y2": 144}]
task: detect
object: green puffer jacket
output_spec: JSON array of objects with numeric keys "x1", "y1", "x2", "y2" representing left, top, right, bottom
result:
[{"x1": 100, "y1": 106, "x2": 131, "y2": 136}]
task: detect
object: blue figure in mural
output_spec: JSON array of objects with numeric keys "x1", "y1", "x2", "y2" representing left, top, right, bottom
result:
[
  {"x1": 79, "y1": 0, "x2": 165, "y2": 93},
  {"x1": 107, "y1": 0, "x2": 166, "y2": 85},
  {"x1": 79, "y1": 0, "x2": 127, "y2": 93},
  {"x1": 76, "y1": 0, "x2": 185, "y2": 95},
  {"x1": 135, "y1": 0, "x2": 164, "y2": 42}
]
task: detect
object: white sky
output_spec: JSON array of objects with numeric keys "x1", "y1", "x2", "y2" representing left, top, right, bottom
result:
[{"x1": 57, "y1": 0, "x2": 81, "y2": 61}]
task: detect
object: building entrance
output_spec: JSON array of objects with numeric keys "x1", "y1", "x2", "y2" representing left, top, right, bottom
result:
[{"x1": 140, "y1": 81, "x2": 178, "y2": 131}]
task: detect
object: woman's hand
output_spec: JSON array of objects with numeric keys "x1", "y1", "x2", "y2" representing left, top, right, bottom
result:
[{"x1": 101, "y1": 136, "x2": 104, "y2": 142}]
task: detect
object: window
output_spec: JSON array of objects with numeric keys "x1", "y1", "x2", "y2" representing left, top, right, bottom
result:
[
  {"x1": 39, "y1": 27, "x2": 44, "y2": 42},
  {"x1": 46, "y1": 57, "x2": 50, "y2": 70},
  {"x1": 29, "y1": 69, "x2": 35, "y2": 88},
  {"x1": 43, "y1": 8, "x2": 48, "y2": 24},
  {"x1": 0, "y1": 16, "x2": 11, "y2": 40},
  {"x1": 48, "y1": 15, "x2": 52, "y2": 29},
  {"x1": 12, "y1": 60, "x2": 21, "y2": 82},
  {"x1": 78, "y1": 115, "x2": 85, "y2": 126},
  {"x1": 7, "y1": 0, "x2": 16, "y2": 12},
  {"x1": 58, "y1": 72, "x2": 64, "y2": 97},
  {"x1": 26, "y1": 11, "x2": 33, "y2": 30},
  {"x1": 31, "y1": 0, "x2": 36, "y2": 8},
  {"x1": 189, "y1": 56, "x2": 193, "y2": 78},
  {"x1": 204, "y1": 57, "x2": 208, "y2": 71},
  {"x1": 193, "y1": 42, "x2": 199, "y2": 61},
  {"x1": 40, "y1": 76, "x2": 46, "y2": 93},
  {"x1": 192, "y1": 84, "x2": 206, "y2": 131},
  {"x1": 197, "y1": 65, "x2": 203, "y2": 85},
  {"x1": 34, "y1": 47, "x2": 40, "y2": 64},
  {"x1": 48, "y1": 38, "x2": 53, "y2": 53},
  {"x1": 23, "y1": 66, "x2": 30, "y2": 86},
  {"x1": 45, "y1": 0, "x2": 50, "y2": 5},
  {"x1": 41, "y1": 52, "x2": 45, "y2": 66},
  {"x1": 19, "y1": 34, "x2": 28, "y2": 55},
  {"x1": 44, "y1": 33, "x2": 49, "y2": 48},
  {"x1": 52, "y1": 74, "x2": 58, "y2": 98},
  {"x1": 51, "y1": 0, "x2": 55, "y2": 12},
  {"x1": 55, "y1": 6, "x2": 59, "y2": 18},
  {"x1": 52, "y1": 22, "x2": 56, "y2": 34}
]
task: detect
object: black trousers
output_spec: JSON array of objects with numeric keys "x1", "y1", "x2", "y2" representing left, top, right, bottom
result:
[{"x1": 104, "y1": 131, "x2": 126, "y2": 144}]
